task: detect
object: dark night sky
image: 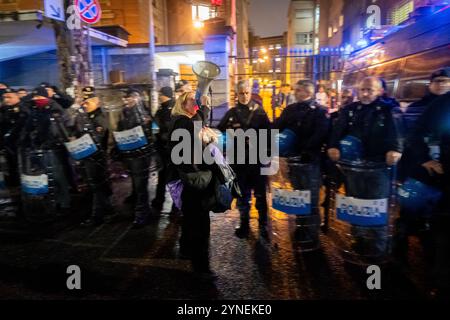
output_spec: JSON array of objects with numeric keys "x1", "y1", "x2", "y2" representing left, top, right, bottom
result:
[{"x1": 249, "y1": 0, "x2": 291, "y2": 37}]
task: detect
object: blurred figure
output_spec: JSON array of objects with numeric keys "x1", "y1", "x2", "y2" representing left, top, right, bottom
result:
[
  {"x1": 218, "y1": 80, "x2": 271, "y2": 238},
  {"x1": 40, "y1": 82, "x2": 74, "y2": 109},
  {"x1": 115, "y1": 89, "x2": 154, "y2": 228},
  {"x1": 0, "y1": 88, "x2": 28, "y2": 189},
  {"x1": 17, "y1": 88, "x2": 28, "y2": 99},
  {"x1": 340, "y1": 88, "x2": 355, "y2": 107},
  {"x1": 152, "y1": 87, "x2": 175, "y2": 213},
  {"x1": 328, "y1": 89, "x2": 338, "y2": 112},
  {"x1": 315, "y1": 85, "x2": 328, "y2": 107},
  {"x1": 408, "y1": 90, "x2": 450, "y2": 298},
  {"x1": 0, "y1": 82, "x2": 9, "y2": 104},
  {"x1": 321, "y1": 88, "x2": 354, "y2": 229},
  {"x1": 19, "y1": 87, "x2": 72, "y2": 215},
  {"x1": 285, "y1": 86, "x2": 297, "y2": 106},
  {"x1": 379, "y1": 78, "x2": 400, "y2": 108},
  {"x1": 175, "y1": 80, "x2": 192, "y2": 98},
  {"x1": 403, "y1": 68, "x2": 450, "y2": 133}
]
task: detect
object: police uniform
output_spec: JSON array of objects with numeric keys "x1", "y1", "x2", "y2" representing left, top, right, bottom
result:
[
  {"x1": 395, "y1": 90, "x2": 442, "y2": 260},
  {"x1": 152, "y1": 87, "x2": 175, "y2": 212},
  {"x1": 19, "y1": 87, "x2": 72, "y2": 214},
  {"x1": 217, "y1": 100, "x2": 271, "y2": 236},
  {"x1": 329, "y1": 97, "x2": 403, "y2": 257},
  {"x1": 408, "y1": 92, "x2": 450, "y2": 294},
  {"x1": 70, "y1": 87, "x2": 113, "y2": 225},
  {"x1": 116, "y1": 89, "x2": 154, "y2": 227},
  {"x1": 0, "y1": 88, "x2": 28, "y2": 188},
  {"x1": 329, "y1": 97, "x2": 403, "y2": 164},
  {"x1": 274, "y1": 99, "x2": 329, "y2": 231}
]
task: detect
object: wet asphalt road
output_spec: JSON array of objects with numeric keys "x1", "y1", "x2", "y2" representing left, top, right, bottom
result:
[{"x1": 0, "y1": 173, "x2": 434, "y2": 300}]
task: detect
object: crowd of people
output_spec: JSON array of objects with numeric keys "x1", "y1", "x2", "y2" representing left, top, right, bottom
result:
[{"x1": 0, "y1": 67, "x2": 449, "y2": 291}]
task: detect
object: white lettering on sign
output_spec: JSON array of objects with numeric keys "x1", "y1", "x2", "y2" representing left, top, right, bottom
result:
[
  {"x1": 366, "y1": 4, "x2": 381, "y2": 29},
  {"x1": 113, "y1": 126, "x2": 148, "y2": 151},
  {"x1": 64, "y1": 134, "x2": 97, "y2": 160},
  {"x1": 273, "y1": 189, "x2": 310, "y2": 208},
  {"x1": 336, "y1": 194, "x2": 387, "y2": 218}
]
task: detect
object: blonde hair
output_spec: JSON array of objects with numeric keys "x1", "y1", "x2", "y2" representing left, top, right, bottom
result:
[{"x1": 172, "y1": 91, "x2": 195, "y2": 117}]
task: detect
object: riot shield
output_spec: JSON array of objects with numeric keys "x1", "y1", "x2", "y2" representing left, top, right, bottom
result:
[
  {"x1": 18, "y1": 148, "x2": 58, "y2": 222},
  {"x1": 329, "y1": 161, "x2": 397, "y2": 265},
  {"x1": 270, "y1": 156, "x2": 322, "y2": 252}
]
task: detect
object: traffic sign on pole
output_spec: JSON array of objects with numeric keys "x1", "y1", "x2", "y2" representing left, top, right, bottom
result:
[{"x1": 75, "y1": 0, "x2": 102, "y2": 24}]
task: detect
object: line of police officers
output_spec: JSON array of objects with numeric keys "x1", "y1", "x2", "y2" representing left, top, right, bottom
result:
[{"x1": 1, "y1": 67, "x2": 449, "y2": 293}]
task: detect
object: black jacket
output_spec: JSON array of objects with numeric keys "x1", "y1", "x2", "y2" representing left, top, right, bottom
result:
[
  {"x1": 408, "y1": 92, "x2": 450, "y2": 175},
  {"x1": 19, "y1": 100, "x2": 69, "y2": 150},
  {"x1": 329, "y1": 98, "x2": 403, "y2": 162},
  {"x1": 70, "y1": 108, "x2": 109, "y2": 151},
  {"x1": 403, "y1": 93, "x2": 439, "y2": 133},
  {"x1": 274, "y1": 99, "x2": 329, "y2": 159},
  {"x1": 399, "y1": 93, "x2": 440, "y2": 182},
  {"x1": 52, "y1": 91, "x2": 75, "y2": 109},
  {"x1": 154, "y1": 99, "x2": 175, "y2": 152},
  {"x1": 0, "y1": 102, "x2": 28, "y2": 152},
  {"x1": 117, "y1": 103, "x2": 151, "y2": 132},
  {"x1": 169, "y1": 113, "x2": 215, "y2": 210},
  {"x1": 217, "y1": 101, "x2": 271, "y2": 166}
]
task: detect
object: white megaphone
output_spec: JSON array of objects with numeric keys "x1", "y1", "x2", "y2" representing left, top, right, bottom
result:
[{"x1": 193, "y1": 61, "x2": 221, "y2": 99}]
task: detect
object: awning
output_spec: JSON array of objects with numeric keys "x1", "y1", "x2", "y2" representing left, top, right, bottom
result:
[{"x1": 0, "y1": 10, "x2": 128, "y2": 62}]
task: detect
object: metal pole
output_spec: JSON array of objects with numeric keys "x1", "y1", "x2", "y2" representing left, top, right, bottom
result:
[{"x1": 148, "y1": 0, "x2": 158, "y2": 116}]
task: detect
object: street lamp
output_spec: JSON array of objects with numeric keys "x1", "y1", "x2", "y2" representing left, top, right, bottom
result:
[{"x1": 193, "y1": 19, "x2": 204, "y2": 28}]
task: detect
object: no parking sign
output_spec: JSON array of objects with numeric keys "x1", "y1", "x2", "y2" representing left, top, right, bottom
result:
[{"x1": 75, "y1": 0, "x2": 102, "y2": 24}]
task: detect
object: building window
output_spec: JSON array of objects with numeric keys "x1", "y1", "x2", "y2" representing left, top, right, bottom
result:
[
  {"x1": 192, "y1": 5, "x2": 217, "y2": 22},
  {"x1": 328, "y1": 26, "x2": 332, "y2": 38},
  {"x1": 296, "y1": 32, "x2": 313, "y2": 45},
  {"x1": 391, "y1": 1, "x2": 414, "y2": 25},
  {"x1": 295, "y1": 9, "x2": 313, "y2": 19},
  {"x1": 339, "y1": 15, "x2": 344, "y2": 27}
]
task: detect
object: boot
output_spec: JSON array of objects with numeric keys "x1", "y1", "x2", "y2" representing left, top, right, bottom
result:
[{"x1": 235, "y1": 220, "x2": 250, "y2": 238}]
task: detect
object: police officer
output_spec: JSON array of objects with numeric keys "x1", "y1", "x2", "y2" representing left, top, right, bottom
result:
[
  {"x1": 321, "y1": 88, "x2": 354, "y2": 229},
  {"x1": 328, "y1": 77, "x2": 403, "y2": 258},
  {"x1": 274, "y1": 80, "x2": 329, "y2": 234},
  {"x1": 217, "y1": 80, "x2": 271, "y2": 238},
  {"x1": 69, "y1": 87, "x2": 113, "y2": 226},
  {"x1": 115, "y1": 89, "x2": 154, "y2": 228},
  {"x1": 408, "y1": 90, "x2": 450, "y2": 298},
  {"x1": 40, "y1": 82, "x2": 75, "y2": 109},
  {"x1": 328, "y1": 77, "x2": 403, "y2": 166},
  {"x1": 395, "y1": 68, "x2": 450, "y2": 260},
  {"x1": 0, "y1": 88, "x2": 28, "y2": 189},
  {"x1": 152, "y1": 86, "x2": 175, "y2": 213},
  {"x1": 19, "y1": 87, "x2": 72, "y2": 215},
  {"x1": 17, "y1": 89, "x2": 28, "y2": 99}
]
